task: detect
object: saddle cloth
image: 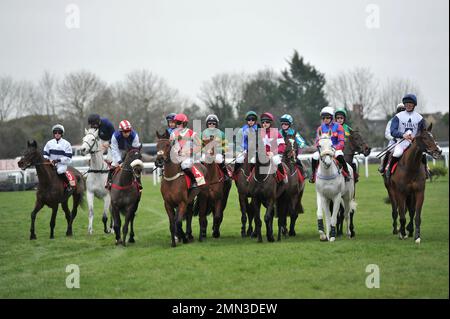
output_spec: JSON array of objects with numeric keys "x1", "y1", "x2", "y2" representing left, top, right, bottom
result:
[{"x1": 65, "y1": 171, "x2": 77, "y2": 187}]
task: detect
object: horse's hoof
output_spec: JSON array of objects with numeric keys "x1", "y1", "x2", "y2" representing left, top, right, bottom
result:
[
  {"x1": 174, "y1": 236, "x2": 179, "y2": 244},
  {"x1": 115, "y1": 239, "x2": 122, "y2": 245},
  {"x1": 415, "y1": 238, "x2": 421, "y2": 244},
  {"x1": 182, "y1": 237, "x2": 188, "y2": 244},
  {"x1": 329, "y1": 237, "x2": 336, "y2": 242},
  {"x1": 66, "y1": 232, "x2": 73, "y2": 237},
  {"x1": 392, "y1": 229, "x2": 398, "y2": 235},
  {"x1": 30, "y1": 234, "x2": 36, "y2": 240},
  {"x1": 241, "y1": 231, "x2": 246, "y2": 238},
  {"x1": 289, "y1": 230, "x2": 296, "y2": 237},
  {"x1": 171, "y1": 242, "x2": 176, "y2": 248},
  {"x1": 267, "y1": 236, "x2": 275, "y2": 242},
  {"x1": 104, "y1": 229, "x2": 110, "y2": 234},
  {"x1": 257, "y1": 237, "x2": 263, "y2": 243},
  {"x1": 251, "y1": 232, "x2": 258, "y2": 239},
  {"x1": 50, "y1": 235, "x2": 54, "y2": 239},
  {"x1": 128, "y1": 238, "x2": 135, "y2": 244},
  {"x1": 213, "y1": 231, "x2": 220, "y2": 238},
  {"x1": 187, "y1": 234, "x2": 194, "y2": 241}
]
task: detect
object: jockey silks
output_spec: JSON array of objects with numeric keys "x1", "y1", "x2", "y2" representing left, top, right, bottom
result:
[
  {"x1": 390, "y1": 110, "x2": 426, "y2": 140},
  {"x1": 111, "y1": 130, "x2": 140, "y2": 164},
  {"x1": 98, "y1": 117, "x2": 115, "y2": 142},
  {"x1": 315, "y1": 122, "x2": 345, "y2": 150}
]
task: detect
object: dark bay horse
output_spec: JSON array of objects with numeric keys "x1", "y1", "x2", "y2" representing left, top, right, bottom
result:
[
  {"x1": 277, "y1": 134, "x2": 305, "y2": 238},
  {"x1": 155, "y1": 133, "x2": 207, "y2": 247},
  {"x1": 249, "y1": 150, "x2": 289, "y2": 242},
  {"x1": 18, "y1": 140, "x2": 85, "y2": 240},
  {"x1": 384, "y1": 124, "x2": 441, "y2": 243},
  {"x1": 234, "y1": 154, "x2": 256, "y2": 238},
  {"x1": 336, "y1": 130, "x2": 371, "y2": 237},
  {"x1": 110, "y1": 148, "x2": 143, "y2": 246},
  {"x1": 196, "y1": 138, "x2": 232, "y2": 241}
]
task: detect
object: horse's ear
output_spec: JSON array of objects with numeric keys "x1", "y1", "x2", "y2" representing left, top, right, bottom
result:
[
  {"x1": 28, "y1": 140, "x2": 37, "y2": 148},
  {"x1": 156, "y1": 131, "x2": 162, "y2": 139},
  {"x1": 427, "y1": 123, "x2": 433, "y2": 132}
]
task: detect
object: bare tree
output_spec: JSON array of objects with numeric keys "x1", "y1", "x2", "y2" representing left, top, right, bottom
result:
[
  {"x1": 58, "y1": 70, "x2": 106, "y2": 131},
  {"x1": 326, "y1": 67, "x2": 379, "y2": 118},
  {"x1": 0, "y1": 76, "x2": 16, "y2": 122},
  {"x1": 35, "y1": 71, "x2": 58, "y2": 118},
  {"x1": 378, "y1": 78, "x2": 424, "y2": 118}
]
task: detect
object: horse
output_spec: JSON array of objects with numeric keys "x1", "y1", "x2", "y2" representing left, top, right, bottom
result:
[
  {"x1": 234, "y1": 153, "x2": 256, "y2": 238},
  {"x1": 336, "y1": 129, "x2": 371, "y2": 237},
  {"x1": 195, "y1": 137, "x2": 232, "y2": 241},
  {"x1": 315, "y1": 136, "x2": 356, "y2": 242},
  {"x1": 155, "y1": 132, "x2": 207, "y2": 247},
  {"x1": 277, "y1": 134, "x2": 305, "y2": 238},
  {"x1": 249, "y1": 148, "x2": 289, "y2": 242},
  {"x1": 18, "y1": 140, "x2": 85, "y2": 240},
  {"x1": 109, "y1": 148, "x2": 144, "y2": 246},
  {"x1": 384, "y1": 124, "x2": 441, "y2": 243},
  {"x1": 80, "y1": 128, "x2": 112, "y2": 234}
]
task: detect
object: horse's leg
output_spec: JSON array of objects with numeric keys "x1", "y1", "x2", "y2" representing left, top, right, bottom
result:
[
  {"x1": 336, "y1": 204, "x2": 344, "y2": 237},
  {"x1": 176, "y1": 202, "x2": 188, "y2": 244},
  {"x1": 112, "y1": 206, "x2": 122, "y2": 245},
  {"x1": 87, "y1": 191, "x2": 95, "y2": 235},
  {"x1": 212, "y1": 199, "x2": 223, "y2": 238},
  {"x1": 406, "y1": 194, "x2": 416, "y2": 238},
  {"x1": 128, "y1": 212, "x2": 136, "y2": 243},
  {"x1": 414, "y1": 191, "x2": 425, "y2": 244},
  {"x1": 253, "y1": 199, "x2": 263, "y2": 242},
  {"x1": 264, "y1": 199, "x2": 275, "y2": 243},
  {"x1": 396, "y1": 192, "x2": 407, "y2": 239},
  {"x1": 103, "y1": 193, "x2": 112, "y2": 234},
  {"x1": 238, "y1": 193, "x2": 248, "y2": 237},
  {"x1": 321, "y1": 197, "x2": 332, "y2": 241},
  {"x1": 185, "y1": 203, "x2": 194, "y2": 242},
  {"x1": 121, "y1": 208, "x2": 132, "y2": 247},
  {"x1": 49, "y1": 205, "x2": 58, "y2": 239},
  {"x1": 329, "y1": 195, "x2": 341, "y2": 242},
  {"x1": 289, "y1": 199, "x2": 299, "y2": 237},
  {"x1": 198, "y1": 197, "x2": 208, "y2": 241},
  {"x1": 69, "y1": 192, "x2": 81, "y2": 236},
  {"x1": 248, "y1": 199, "x2": 257, "y2": 238},
  {"x1": 30, "y1": 201, "x2": 44, "y2": 240},
  {"x1": 387, "y1": 185, "x2": 398, "y2": 234},
  {"x1": 164, "y1": 202, "x2": 177, "y2": 247},
  {"x1": 316, "y1": 194, "x2": 327, "y2": 241},
  {"x1": 61, "y1": 201, "x2": 72, "y2": 237}
]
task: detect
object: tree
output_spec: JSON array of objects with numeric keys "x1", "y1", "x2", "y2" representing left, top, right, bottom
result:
[
  {"x1": 279, "y1": 50, "x2": 328, "y2": 140},
  {"x1": 34, "y1": 71, "x2": 58, "y2": 118},
  {"x1": 199, "y1": 72, "x2": 246, "y2": 129},
  {"x1": 378, "y1": 78, "x2": 423, "y2": 118},
  {"x1": 326, "y1": 67, "x2": 378, "y2": 119},
  {"x1": 0, "y1": 76, "x2": 16, "y2": 122},
  {"x1": 58, "y1": 71, "x2": 106, "y2": 132}
]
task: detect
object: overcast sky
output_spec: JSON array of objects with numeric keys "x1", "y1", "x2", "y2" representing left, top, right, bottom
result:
[{"x1": 0, "y1": 0, "x2": 448, "y2": 114}]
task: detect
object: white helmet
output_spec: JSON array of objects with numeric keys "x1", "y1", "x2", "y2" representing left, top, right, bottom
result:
[
  {"x1": 320, "y1": 106, "x2": 335, "y2": 118},
  {"x1": 51, "y1": 124, "x2": 65, "y2": 134},
  {"x1": 205, "y1": 114, "x2": 219, "y2": 124}
]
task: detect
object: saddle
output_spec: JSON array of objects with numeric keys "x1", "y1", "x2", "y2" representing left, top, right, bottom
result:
[
  {"x1": 332, "y1": 159, "x2": 350, "y2": 178},
  {"x1": 295, "y1": 166, "x2": 305, "y2": 184},
  {"x1": 184, "y1": 164, "x2": 206, "y2": 189}
]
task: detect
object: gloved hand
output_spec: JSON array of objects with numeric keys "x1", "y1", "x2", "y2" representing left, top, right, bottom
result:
[{"x1": 52, "y1": 159, "x2": 60, "y2": 165}]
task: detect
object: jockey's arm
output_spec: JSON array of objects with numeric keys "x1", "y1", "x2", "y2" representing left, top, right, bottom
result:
[
  {"x1": 43, "y1": 141, "x2": 51, "y2": 160},
  {"x1": 110, "y1": 135, "x2": 121, "y2": 165},
  {"x1": 390, "y1": 116, "x2": 404, "y2": 139},
  {"x1": 385, "y1": 119, "x2": 393, "y2": 141},
  {"x1": 59, "y1": 141, "x2": 73, "y2": 165},
  {"x1": 295, "y1": 132, "x2": 307, "y2": 149},
  {"x1": 335, "y1": 125, "x2": 345, "y2": 150},
  {"x1": 276, "y1": 132, "x2": 286, "y2": 154},
  {"x1": 132, "y1": 133, "x2": 141, "y2": 148}
]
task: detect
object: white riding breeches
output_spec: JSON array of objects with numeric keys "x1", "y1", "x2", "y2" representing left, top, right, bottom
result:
[
  {"x1": 57, "y1": 164, "x2": 67, "y2": 174},
  {"x1": 201, "y1": 153, "x2": 224, "y2": 164},
  {"x1": 181, "y1": 157, "x2": 194, "y2": 170},
  {"x1": 392, "y1": 139, "x2": 411, "y2": 158},
  {"x1": 271, "y1": 154, "x2": 282, "y2": 166}
]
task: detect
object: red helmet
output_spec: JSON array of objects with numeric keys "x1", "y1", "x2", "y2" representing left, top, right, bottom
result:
[
  {"x1": 260, "y1": 112, "x2": 274, "y2": 122},
  {"x1": 174, "y1": 113, "x2": 189, "y2": 123},
  {"x1": 119, "y1": 120, "x2": 132, "y2": 132}
]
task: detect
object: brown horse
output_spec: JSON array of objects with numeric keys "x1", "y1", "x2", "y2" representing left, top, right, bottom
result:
[
  {"x1": 155, "y1": 132, "x2": 207, "y2": 247},
  {"x1": 110, "y1": 148, "x2": 143, "y2": 246},
  {"x1": 195, "y1": 138, "x2": 232, "y2": 241},
  {"x1": 336, "y1": 130, "x2": 371, "y2": 237},
  {"x1": 277, "y1": 134, "x2": 305, "y2": 238},
  {"x1": 18, "y1": 140, "x2": 85, "y2": 240},
  {"x1": 384, "y1": 124, "x2": 441, "y2": 243},
  {"x1": 234, "y1": 154, "x2": 256, "y2": 238}
]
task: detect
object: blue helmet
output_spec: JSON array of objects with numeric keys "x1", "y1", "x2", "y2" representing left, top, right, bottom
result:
[
  {"x1": 402, "y1": 94, "x2": 417, "y2": 106},
  {"x1": 280, "y1": 114, "x2": 293, "y2": 125},
  {"x1": 166, "y1": 113, "x2": 177, "y2": 121}
]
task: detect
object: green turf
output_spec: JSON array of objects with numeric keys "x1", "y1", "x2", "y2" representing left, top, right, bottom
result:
[{"x1": 0, "y1": 164, "x2": 448, "y2": 298}]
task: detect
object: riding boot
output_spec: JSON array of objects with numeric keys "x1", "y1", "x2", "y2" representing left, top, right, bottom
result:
[
  {"x1": 351, "y1": 162, "x2": 359, "y2": 183},
  {"x1": 309, "y1": 158, "x2": 318, "y2": 183},
  {"x1": 296, "y1": 159, "x2": 306, "y2": 178},
  {"x1": 59, "y1": 173, "x2": 73, "y2": 197},
  {"x1": 422, "y1": 154, "x2": 431, "y2": 179},
  {"x1": 277, "y1": 163, "x2": 288, "y2": 184},
  {"x1": 385, "y1": 156, "x2": 399, "y2": 180},
  {"x1": 183, "y1": 168, "x2": 198, "y2": 189},
  {"x1": 219, "y1": 162, "x2": 230, "y2": 180},
  {"x1": 105, "y1": 167, "x2": 115, "y2": 190},
  {"x1": 337, "y1": 155, "x2": 350, "y2": 182},
  {"x1": 378, "y1": 153, "x2": 390, "y2": 174}
]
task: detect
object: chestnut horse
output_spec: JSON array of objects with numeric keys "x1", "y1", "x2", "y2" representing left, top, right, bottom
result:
[
  {"x1": 155, "y1": 132, "x2": 207, "y2": 247},
  {"x1": 110, "y1": 148, "x2": 144, "y2": 246},
  {"x1": 18, "y1": 140, "x2": 85, "y2": 240},
  {"x1": 196, "y1": 138, "x2": 232, "y2": 241},
  {"x1": 384, "y1": 124, "x2": 441, "y2": 243}
]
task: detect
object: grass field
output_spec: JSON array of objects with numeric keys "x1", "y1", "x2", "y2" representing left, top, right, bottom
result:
[{"x1": 0, "y1": 164, "x2": 448, "y2": 299}]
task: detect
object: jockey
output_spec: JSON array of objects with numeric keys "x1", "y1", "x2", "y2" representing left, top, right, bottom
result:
[
  {"x1": 386, "y1": 94, "x2": 427, "y2": 180},
  {"x1": 170, "y1": 113, "x2": 202, "y2": 189},
  {"x1": 334, "y1": 108, "x2": 359, "y2": 182},
  {"x1": 310, "y1": 106, "x2": 350, "y2": 183},
  {"x1": 279, "y1": 114, "x2": 307, "y2": 176},
  {"x1": 43, "y1": 124, "x2": 73, "y2": 196},
  {"x1": 260, "y1": 112, "x2": 288, "y2": 184},
  {"x1": 378, "y1": 103, "x2": 405, "y2": 174},
  {"x1": 165, "y1": 113, "x2": 177, "y2": 136},
  {"x1": 106, "y1": 120, "x2": 141, "y2": 189},
  {"x1": 87, "y1": 114, "x2": 115, "y2": 142},
  {"x1": 200, "y1": 114, "x2": 231, "y2": 179},
  {"x1": 233, "y1": 111, "x2": 259, "y2": 176}
]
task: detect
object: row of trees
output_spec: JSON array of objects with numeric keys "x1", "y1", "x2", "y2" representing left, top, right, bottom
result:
[{"x1": 0, "y1": 50, "x2": 442, "y2": 159}]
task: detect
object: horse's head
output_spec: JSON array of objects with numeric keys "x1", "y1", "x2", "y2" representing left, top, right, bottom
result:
[
  {"x1": 349, "y1": 130, "x2": 371, "y2": 156},
  {"x1": 318, "y1": 136, "x2": 335, "y2": 168},
  {"x1": 18, "y1": 140, "x2": 42, "y2": 170},
  {"x1": 123, "y1": 147, "x2": 144, "y2": 177},
  {"x1": 283, "y1": 134, "x2": 297, "y2": 159},
  {"x1": 415, "y1": 123, "x2": 442, "y2": 159},
  {"x1": 80, "y1": 128, "x2": 100, "y2": 155},
  {"x1": 155, "y1": 138, "x2": 171, "y2": 168}
]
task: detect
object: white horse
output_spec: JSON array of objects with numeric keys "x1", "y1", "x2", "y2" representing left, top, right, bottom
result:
[
  {"x1": 80, "y1": 128, "x2": 112, "y2": 234},
  {"x1": 315, "y1": 136, "x2": 356, "y2": 242}
]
